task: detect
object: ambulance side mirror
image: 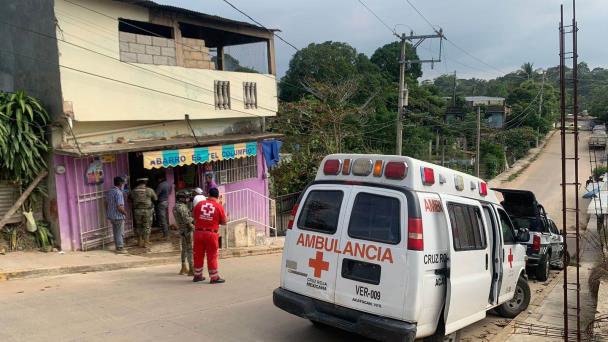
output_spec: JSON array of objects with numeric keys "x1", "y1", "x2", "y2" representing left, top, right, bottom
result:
[{"x1": 516, "y1": 228, "x2": 530, "y2": 243}]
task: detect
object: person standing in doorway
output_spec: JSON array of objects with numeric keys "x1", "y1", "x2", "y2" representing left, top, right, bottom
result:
[
  {"x1": 192, "y1": 188, "x2": 227, "y2": 283},
  {"x1": 106, "y1": 177, "x2": 128, "y2": 254},
  {"x1": 129, "y1": 178, "x2": 157, "y2": 250},
  {"x1": 204, "y1": 173, "x2": 218, "y2": 196},
  {"x1": 156, "y1": 175, "x2": 173, "y2": 239},
  {"x1": 174, "y1": 190, "x2": 194, "y2": 276}
]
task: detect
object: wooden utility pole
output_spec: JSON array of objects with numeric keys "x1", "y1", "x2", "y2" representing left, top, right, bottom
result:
[
  {"x1": 396, "y1": 34, "x2": 407, "y2": 155},
  {"x1": 395, "y1": 30, "x2": 444, "y2": 155},
  {"x1": 476, "y1": 106, "x2": 481, "y2": 177}
]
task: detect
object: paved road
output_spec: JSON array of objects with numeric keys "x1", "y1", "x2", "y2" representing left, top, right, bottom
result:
[
  {"x1": 0, "y1": 254, "x2": 366, "y2": 342},
  {"x1": 0, "y1": 131, "x2": 591, "y2": 342}
]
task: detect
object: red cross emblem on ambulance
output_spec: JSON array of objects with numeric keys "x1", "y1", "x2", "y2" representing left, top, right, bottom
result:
[
  {"x1": 309, "y1": 251, "x2": 329, "y2": 278},
  {"x1": 508, "y1": 248, "x2": 514, "y2": 268}
]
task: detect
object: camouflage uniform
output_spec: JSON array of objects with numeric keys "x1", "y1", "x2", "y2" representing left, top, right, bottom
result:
[
  {"x1": 129, "y1": 183, "x2": 157, "y2": 247},
  {"x1": 173, "y1": 195, "x2": 194, "y2": 275}
]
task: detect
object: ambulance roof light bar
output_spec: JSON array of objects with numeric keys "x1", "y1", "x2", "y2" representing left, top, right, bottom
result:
[
  {"x1": 421, "y1": 167, "x2": 435, "y2": 185},
  {"x1": 385, "y1": 161, "x2": 408, "y2": 180},
  {"x1": 323, "y1": 159, "x2": 341, "y2": 175}
]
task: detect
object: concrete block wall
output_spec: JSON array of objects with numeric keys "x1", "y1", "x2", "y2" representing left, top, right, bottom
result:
[
  {"x1": 181, "y1": 37, "x2": 216, "y2": 70},
  {"x1": 119, "y1": 32, "x2": 177, "y2": 66}
]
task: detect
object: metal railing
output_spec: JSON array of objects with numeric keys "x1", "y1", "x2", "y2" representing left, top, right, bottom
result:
[{"x1": 223, "y1": 188, "x2": 277, "y2": 239}]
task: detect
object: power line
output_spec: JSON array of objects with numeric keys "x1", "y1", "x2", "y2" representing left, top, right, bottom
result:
[
  {"x1": 0, "y1": 20, "x2": 280, "y2": 115},
  {"x1": 404, "y1": 0, "x2": 440, "y2": 34},
  {"x1": 357, "y1": 0, "x2": 399, "y2": 38},
  {"x1": 220, "y1": 0, "x2": 299, "y2": 51},
  {"x1": 0, "y1": 48, "x2": 267, "y2": 119}
]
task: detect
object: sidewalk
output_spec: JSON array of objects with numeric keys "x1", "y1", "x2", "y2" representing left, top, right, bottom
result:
[
  {"x1": 0, "y1": 237, "x2": 284, "y2": 281},
  {"x1": 494, "y1": 219, "x2": 600, "y2": 341}
]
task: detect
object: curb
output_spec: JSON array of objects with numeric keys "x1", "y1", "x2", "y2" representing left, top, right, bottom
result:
[{"x1": 0, "y1": 246, "x2": 283, "y2": 282}]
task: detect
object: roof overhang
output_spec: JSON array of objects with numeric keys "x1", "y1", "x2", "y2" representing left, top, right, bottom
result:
[{"x1": 54, "y1": 133, "x2": 282, "y2": 157}]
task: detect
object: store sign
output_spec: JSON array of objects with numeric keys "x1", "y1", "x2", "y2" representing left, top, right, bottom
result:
[{"x1": 143, "y1": 142, "x2": 257, "y2": 169}]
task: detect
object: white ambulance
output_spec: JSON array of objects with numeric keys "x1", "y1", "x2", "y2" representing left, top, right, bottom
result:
[{"x1": 273, "y1": 154, "x2": 531, "y2": 342}]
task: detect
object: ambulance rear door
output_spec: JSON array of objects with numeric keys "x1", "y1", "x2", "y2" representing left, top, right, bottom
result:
[
  {"x1": 334, "y1": 186, "x2": 408, "y2": 320},
  {"x1": 280, "y1": 184, "x2": 352, "y2": 304},
  {"x1": 441, "y1": 195, "x2": 492, "y2": 334}
]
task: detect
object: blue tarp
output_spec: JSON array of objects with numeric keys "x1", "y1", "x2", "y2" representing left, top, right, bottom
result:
[{"x1": 262, "y1": 140, "x2": 283, "y2": 169}]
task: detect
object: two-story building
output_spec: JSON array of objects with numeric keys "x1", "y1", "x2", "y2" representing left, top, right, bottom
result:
[
  {"x1": 0, "y1": 0, "x2": 280, "y2": 251},
  {"x1": 464, "y1": 96, "x2": 512, "y2": 128}
]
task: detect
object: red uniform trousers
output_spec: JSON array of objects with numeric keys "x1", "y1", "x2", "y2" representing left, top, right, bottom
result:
[{"x1": 193, "y1": 230, "x2": 220, "y2": 280}]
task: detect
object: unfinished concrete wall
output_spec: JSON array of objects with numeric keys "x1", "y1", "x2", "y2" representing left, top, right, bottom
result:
[{"x1": 119, "y1": 32, "x2": 177, "y2": 66}]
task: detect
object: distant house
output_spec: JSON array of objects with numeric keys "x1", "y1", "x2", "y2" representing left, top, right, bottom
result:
[{"x1": 464, "y1": 96, "x2": 511, "y2": 128}]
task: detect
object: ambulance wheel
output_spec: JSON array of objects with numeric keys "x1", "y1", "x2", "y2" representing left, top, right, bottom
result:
[
  {"x1": 497, "y1": 277, "x2": 531, "y2": 318},
  {"x1": 535, "y1": 254, "x2": 550, "y2": 281}
]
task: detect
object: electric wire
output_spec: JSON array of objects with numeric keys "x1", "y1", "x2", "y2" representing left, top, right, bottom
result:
[{"x1": 357, "y1": 0, "x2": 399, "y2": 38}]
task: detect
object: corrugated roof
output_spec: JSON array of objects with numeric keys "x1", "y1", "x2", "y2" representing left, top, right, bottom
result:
[
  {"x1": 55, "y1": 132, "x2": 283, "y2": 157},
  {"x1": 113, "y1": 0, "x2": 274, "y2": 33},
  {"x1": 464, "y1": 96, "x2": 505, "y2": 102}
]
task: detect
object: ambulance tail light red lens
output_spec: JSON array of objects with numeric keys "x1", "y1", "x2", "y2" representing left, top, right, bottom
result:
[
  {"x1": 479, "y1": 182, "x2": 488, "y2": 196},
  {"x1": 407, "y1": 217, "x2": 424, "y2": 251},
  {"x1": 323, "y1": 159, "x2": 341, "y2": 175},
  {"x1": 421, "y1": 167, "x2": 435, "y2": 185},
  {"x1": 287, "y1": 204, "x2": 299, "y2": 230},
  {"x1": 532, "y1": 234, "x2": 541, "y2": 252},
  {"x1": 385, "y1": 161, "x2": 408, "y2": 180}
]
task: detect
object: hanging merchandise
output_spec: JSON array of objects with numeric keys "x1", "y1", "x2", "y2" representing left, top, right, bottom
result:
[{"x1": 85, "y1": 158, "x2": 104, "y2": 185}]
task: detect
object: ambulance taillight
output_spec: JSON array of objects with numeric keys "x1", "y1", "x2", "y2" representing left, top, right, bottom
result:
[
  {"x1": 407, "y1": 217, "x2": 424, "y2": 251},
  {"x1": 384, "y1": 161, "x2": 408, "y2": 180},
  {"x1": 287, "y1": 204, "x2": 299, "y2": 230},
  {"x1": 323, "y1": 159, "x2": 341, "y2": 175}
]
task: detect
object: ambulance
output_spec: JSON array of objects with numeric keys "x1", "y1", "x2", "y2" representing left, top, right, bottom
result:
[{"x1": 273, "y1": 154, "x2": 531, "y2": 342}]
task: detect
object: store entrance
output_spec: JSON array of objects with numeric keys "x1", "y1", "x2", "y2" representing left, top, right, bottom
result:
[{"x1": 128, "y1": 152, "x2": 165, "y2": 191}]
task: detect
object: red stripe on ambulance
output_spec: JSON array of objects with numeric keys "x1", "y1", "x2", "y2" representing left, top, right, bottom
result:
[{"x1": 296, "y1": 233, "x2": 394, "y2": 264}]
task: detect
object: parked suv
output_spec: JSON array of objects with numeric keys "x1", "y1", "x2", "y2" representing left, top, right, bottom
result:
[{"x1": 493, "y1": 189, "x2": 567, "y2": 281}]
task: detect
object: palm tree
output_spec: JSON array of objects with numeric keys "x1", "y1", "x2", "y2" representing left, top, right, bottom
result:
[{"x1": 519, "y1": 62, "x2": 535, "y2": 80}]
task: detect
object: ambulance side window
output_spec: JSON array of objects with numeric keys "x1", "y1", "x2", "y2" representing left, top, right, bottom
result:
[
  {"x1": 447, "y1": 203, "x2": 487, "y2": 251},
  {"x1": 497, "y1": 209, "x2": 516, "y2": 245},
  {"x1": 297, "y1": 190, "x2": 344, "y2": 234},
  {"x1": 348, "y1": 193, "x2": 401, "y2": 244}
]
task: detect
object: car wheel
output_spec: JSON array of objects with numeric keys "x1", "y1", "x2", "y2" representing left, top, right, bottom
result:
[
  {"x1": 535, "y1": 254, "x2": 550, "y2": 281},
  {"x1": 497, "y1": 277, "x2": 531, "y2": 318}
]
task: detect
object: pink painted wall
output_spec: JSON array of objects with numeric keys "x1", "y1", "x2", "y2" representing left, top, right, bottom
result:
[{"x1": 54, "y1": 153, "x2": 130, "y2": 251}]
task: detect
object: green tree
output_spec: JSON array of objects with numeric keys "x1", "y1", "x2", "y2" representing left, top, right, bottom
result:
[
  {"x1": 370, "y1": 41, "x2": 421, "y2": 82},
  {"x1": 519, "y1": 62, "x2": 536, "y2": 80}
]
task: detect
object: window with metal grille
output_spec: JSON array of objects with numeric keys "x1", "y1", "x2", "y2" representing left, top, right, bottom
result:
[
  {"x1": 214, "y1": 80, "x2": 231, "y2": 109},
  {"x1": 243, "y1": 82, "x2": 257, "y2": 109},
  {"x1": 209, "y1": 156, "x2": 257, "y2": 184}
]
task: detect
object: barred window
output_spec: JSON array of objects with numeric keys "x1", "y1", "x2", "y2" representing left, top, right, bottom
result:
[{"x1": 209, "y1": 156, "x2": 258, "y2": 185}]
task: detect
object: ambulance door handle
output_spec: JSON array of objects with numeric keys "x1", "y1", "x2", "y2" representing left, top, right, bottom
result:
[{"x1": 485, "y1": 254, "x2": 488, "y2": 270}]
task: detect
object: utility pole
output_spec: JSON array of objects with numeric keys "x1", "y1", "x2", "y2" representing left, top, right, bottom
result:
[
  {"x1": 452, "y1": 70, "x2": 457, "y2": 107},
  {"x1": 396, "y1": 34, "x2": 408, "y2": 155},
  {"x1": 476, "y1": 106, "x2": 481, "y2": 177},
  {"x1": 395, "y1": 30, "x2": 444, "y2": 155},
  {"x1": 537, "y1": 71, "x2": 546, "y2": 147}
]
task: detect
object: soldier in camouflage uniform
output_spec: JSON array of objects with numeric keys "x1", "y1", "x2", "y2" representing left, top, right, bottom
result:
[
  {"x1": 129, "y1": 178, "x2": 157, "y2": 250},
  {"x1": 173, "y1": 190, "x2": 194, "y2": 275}
]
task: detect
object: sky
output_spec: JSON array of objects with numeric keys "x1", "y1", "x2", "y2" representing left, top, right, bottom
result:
[{"x1": 157, "y1": 0, "x2": 608, "y2": 81}]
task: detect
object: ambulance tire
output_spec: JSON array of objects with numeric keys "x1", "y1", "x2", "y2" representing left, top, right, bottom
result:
[
  {"x1": 497, "y1": 277, "x2": 531, "y2": 319},
  {"x1": 535, "y1": 254, "x2": 550, "y2": 282}
]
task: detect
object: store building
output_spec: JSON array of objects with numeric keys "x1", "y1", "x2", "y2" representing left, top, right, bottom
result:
[{"x1": 0, "y1": 0, "x2": 280, "y2": 250}]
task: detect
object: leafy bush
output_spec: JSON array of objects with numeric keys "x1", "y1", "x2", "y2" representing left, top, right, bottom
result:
[{"x1": 593, "y1": 166, "x2": 608, "y2": 181}]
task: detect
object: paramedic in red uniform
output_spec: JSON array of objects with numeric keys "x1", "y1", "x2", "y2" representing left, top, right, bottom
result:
[{"x1": 192, "y1": 188, "x2": 227, "y2": 283}]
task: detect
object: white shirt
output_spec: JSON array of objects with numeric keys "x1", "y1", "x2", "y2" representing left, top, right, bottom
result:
[{"x1": 193, "y1": 194, "x2": 207, "y2": 208}]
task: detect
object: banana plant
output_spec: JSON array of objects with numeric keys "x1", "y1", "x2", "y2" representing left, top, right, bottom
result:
[{"x1": 0, "y1": 91, "x2": 49, "y2": 184}]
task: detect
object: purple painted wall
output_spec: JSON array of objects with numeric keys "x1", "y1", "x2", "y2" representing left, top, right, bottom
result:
[{"x1": 54, "y1": 153, "x2": 130, "y2": 251}]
